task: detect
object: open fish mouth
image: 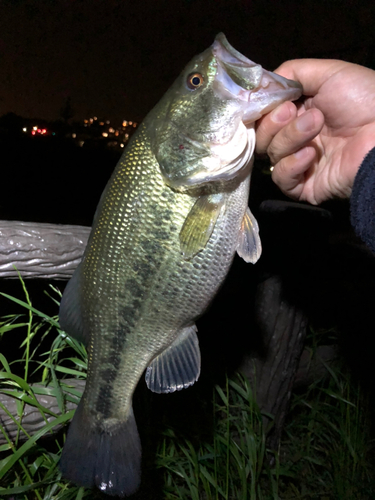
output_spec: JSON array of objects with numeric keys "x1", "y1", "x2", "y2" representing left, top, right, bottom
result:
[
  {"x1": 153, "y1": 34, "x2": 303, "y2": 192},
  {"x1": 212, "y1": 33, "x2": 303, "y2": 123}
]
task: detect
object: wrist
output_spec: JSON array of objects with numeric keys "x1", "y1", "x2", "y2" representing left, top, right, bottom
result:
[{"x1": 350, "y1": 146, "x2": 375, "y2": 254}]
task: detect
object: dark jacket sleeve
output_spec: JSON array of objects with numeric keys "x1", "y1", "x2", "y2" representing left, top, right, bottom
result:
[{"x1": 350, "y1": 146, "x2": 375, "y2": 254}]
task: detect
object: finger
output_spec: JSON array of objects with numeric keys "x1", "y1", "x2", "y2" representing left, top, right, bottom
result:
[
  {"x1": 271, "y1": 146, "x2": 317, "y2": 201},
  {"x1": 273, "y1": 59, "x2": 350, "y2": 96},
  {"x1": 255, "y1": 101, "x2": 297, "y2": 155},
  {"x1": 267, "y1": 108, "x2": 324, "y2": 165}
]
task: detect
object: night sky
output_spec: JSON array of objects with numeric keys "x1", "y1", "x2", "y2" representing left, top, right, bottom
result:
[{"x1": 1, "y1": 0, "x2": 374, "y2": 125}]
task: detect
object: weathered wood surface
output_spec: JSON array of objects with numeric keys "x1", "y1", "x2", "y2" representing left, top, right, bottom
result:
[
  {"x1": 0, "y1": 347, "x2": 337, "y2": 445},
  {"x1": 0, "y1": 208, "x2": 332, "y2": 451},
  {"x1": 240, "y1": 274, "x2": 309, "y2": 447},
  {"x1": 0, "y1": 221, "x2": 90, "y2": 279},
  {"x1": 0, "y1": 379, "x2": 85, "y2": 445},
  {"x1": 240, "y1": 200, "x2": 332, "y2": 449}
]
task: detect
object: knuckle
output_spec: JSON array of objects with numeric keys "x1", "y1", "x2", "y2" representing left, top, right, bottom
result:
[
  {"x1": 267, "y1": 124, "x2": 299, "y2": 163},
  {"x1": 267, "y1": 143, "x2": 283, "y2": 164}
]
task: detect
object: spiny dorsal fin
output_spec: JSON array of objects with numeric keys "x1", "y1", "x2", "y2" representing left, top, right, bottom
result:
[
  {"x1": 179, "y1": 193, "x2": 225, "y2": 260},
  {"x1": 145, "y1": 324, "x2": 200, "y2": 393},
  {"x1": 236, "y1": 206, "x2": 262, "y2": 264}
]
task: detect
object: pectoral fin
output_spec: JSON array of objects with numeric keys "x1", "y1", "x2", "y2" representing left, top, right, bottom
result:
[
  {"x1": 236, "y1": 207, "x2": 262, "y2": 264},
  {"x1": 145, "y1": 324, "x2": 201, "y2": 393},
  {"x1": 179, "y1": 193, "x2": 225, "y2": 259}
]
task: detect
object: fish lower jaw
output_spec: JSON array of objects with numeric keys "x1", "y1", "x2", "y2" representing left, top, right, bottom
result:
[
  {"x1": 178, "y1": 124, "x2": 254, "y2": 189},
  {"x1": 207, "y1": 124, "x2": 255, "y2": 180},
  {"x1": 209, "y1": 120, "x2": 248, "y2": 162}
]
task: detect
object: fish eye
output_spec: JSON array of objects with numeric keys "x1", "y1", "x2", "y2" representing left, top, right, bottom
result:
[{"x1": 187, "y1": 72, "x2": 204, "y2": 90}]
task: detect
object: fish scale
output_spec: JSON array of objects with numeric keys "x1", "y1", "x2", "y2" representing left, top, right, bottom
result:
[
  {"x1": 83, "y1": 121, "x2": 248, "y2": 373},
  {"x1": 59, "y1": 33, "x2": 302, "y2": 496}
]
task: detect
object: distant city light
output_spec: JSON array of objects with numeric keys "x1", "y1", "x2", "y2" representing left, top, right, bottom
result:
[
  {"x1": 38, "y1": 115, "x2": 139, "y2": 149},
  {"x1": 6, "y1": 113, "x2": 137, "y2": 150},
  {"x1": 30, "y1": 127, "x2": 47, "y2": 136}
]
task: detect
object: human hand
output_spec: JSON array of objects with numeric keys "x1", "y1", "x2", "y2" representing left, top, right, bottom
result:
[{"x1": 256, "y1": 59, "x2": 375, "y2": 204}]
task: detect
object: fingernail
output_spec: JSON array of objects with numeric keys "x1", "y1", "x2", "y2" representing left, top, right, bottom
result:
[
  {"x1": 271, "y1": 103, "x2": 291, "y2": 123},
  {"x1": 296, "y1": 112, "x2": 315, "y2": 132},
  {"x1": 294, "y1": 147, "x2": 309, "y2": 159}
]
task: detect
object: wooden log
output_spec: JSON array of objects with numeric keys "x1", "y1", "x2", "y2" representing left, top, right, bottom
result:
[
  {"x1": 0, "y1": 221, "x2": 90, "y2": 279},
  {"x1": 0, "y1": 208, "x2": 330, "y2": 451},
  {"x1": 240, "y1": 274, "x2": 309, "y2": 448},
  {"x1": 0, "y1": 379, "x2": 85, "y2": 445},
  {"x1": 0, "y1": 348, "x2": 338, "y2": 445},
  {"x1": 240, "y1": 200, "x2": 332, "y2": 449},
  {"x1": 293, "y1": 345, "x2": 338, "y2": 389}
]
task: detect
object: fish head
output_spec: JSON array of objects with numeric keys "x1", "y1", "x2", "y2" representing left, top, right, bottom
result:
[{"x1": 150, "y1": 33, "x2": 302, "y2": 191}]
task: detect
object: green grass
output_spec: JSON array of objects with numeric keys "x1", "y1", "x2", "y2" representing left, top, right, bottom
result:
[
  {"x1": 0, "y1": 279, "x2": 88, "y2": 499},
  {"x1": 156, "y1": 360, "x2": 375, "y2": 499},
  {"x1": 0, "y1": 278, "x2": 374, "y2": 498},
  {"x1": 279, "y1": 360, "x2": 375, "y2": 499},
  {"x1": 157, "y1": 375, "x2": 282, "y2": 500}
]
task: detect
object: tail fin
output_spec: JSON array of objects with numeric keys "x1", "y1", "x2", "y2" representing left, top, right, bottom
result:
[{"x1": 59, "y1": 401, "x2": 141, "y2": 497}]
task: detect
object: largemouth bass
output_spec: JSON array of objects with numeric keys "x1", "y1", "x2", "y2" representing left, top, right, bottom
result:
[{"x1": 59, "y1": 33, "x2": 302, "y2": 497}]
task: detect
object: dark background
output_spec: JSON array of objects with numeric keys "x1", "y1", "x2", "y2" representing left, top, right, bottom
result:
[
  {"x1": 1, "y1": 0, "x2": 374, "y2": 224},
  {"x1": 1, "y1": 0, "x2": 375, "y2": 124},
  {"x1": 1, "y1": 0, "x2": 375, "y2": 441},
  {"x1": 1, "y1": 2, "x2": 375, "y2": 496}
]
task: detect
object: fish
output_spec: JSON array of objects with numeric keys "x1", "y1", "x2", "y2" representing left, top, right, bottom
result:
[{"x1": 58, "y1": 33, "x2": 302, "y2": 497}]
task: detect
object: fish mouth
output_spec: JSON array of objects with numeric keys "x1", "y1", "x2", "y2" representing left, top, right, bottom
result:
[{"x1": 212, "y1": 33, "x2": 303, "y2": 123}]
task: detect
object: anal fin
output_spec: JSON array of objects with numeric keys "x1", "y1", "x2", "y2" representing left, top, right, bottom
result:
[
  {"x1": 237, "y1": 206, "x2": 262, "y2": 264},
  {"x1": 145, "y1": 324, "x2": 200, "y2": 394},
  {"x1": 179, "y1": 193, "x2": 225, "y2": 260}
]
